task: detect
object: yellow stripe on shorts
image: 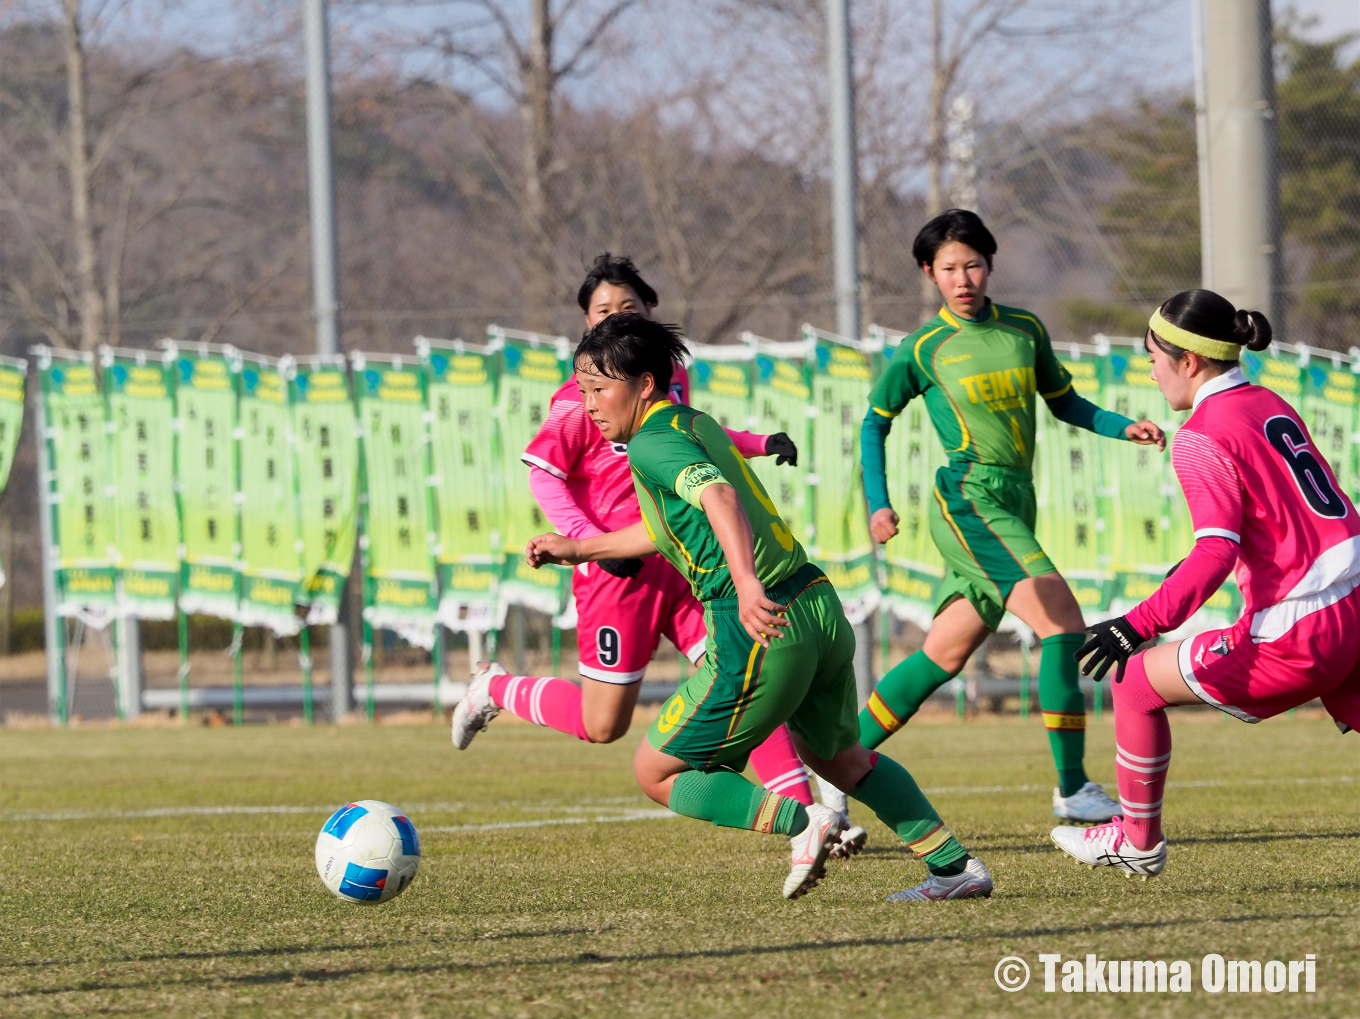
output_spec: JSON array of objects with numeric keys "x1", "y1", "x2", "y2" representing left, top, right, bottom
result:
[
  {"x1": 1043, "y1": 711, "x2": 1086, "y2": 731},
  {"x1": 907, "y1": 823, "x2": 954, "y2": 859}
]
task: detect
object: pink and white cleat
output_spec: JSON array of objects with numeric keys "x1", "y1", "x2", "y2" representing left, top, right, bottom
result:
[
  {"x1": 451, "y1": 660, "x2": 505, "y2": 749},
  {"x1": 783, "y1": 803, "x2": 844, "y2": 899},
  {"x1": 1051, "y1": 816, "x2": 1167, "y2": 878}
]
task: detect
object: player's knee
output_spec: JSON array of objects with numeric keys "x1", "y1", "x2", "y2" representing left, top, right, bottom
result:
[{"x1": 584, "y1": 716, "x2": 631, "y2": 744}]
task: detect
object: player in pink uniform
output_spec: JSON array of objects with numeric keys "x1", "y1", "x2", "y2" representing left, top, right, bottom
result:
[
  {"x1": 1053, "y1": 290, "x2": 1360, "y2": 877},
  {"x1": 452, "y1": 255, "x2": 862, "y2": 845}
]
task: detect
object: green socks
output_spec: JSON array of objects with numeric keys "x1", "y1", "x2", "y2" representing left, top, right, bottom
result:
[
  {"x1": 668, "y1": 769, "x2": 808, "y2": 836},
  {"x1": 858, "y1": 651, "x2": 955, "y2": 749},
  {"x1": 1039, "y1": 632, "x2": 1089, "y2": 797},
  {"x1": 861, "y1": 636, "x2": 1090, "y2": 796},
  {"x1": 849, "y1": 752, "x2": 968, "y2": 871}
]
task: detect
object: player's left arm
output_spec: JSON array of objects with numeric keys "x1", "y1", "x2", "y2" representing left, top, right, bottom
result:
[
  {"x1": 1078, "y1": 431, "x2": 1241, "y2": 681},
  {"x1": 698, "y1": 483, "x2": 790, "y2": 647},
  {"x1": 1031, "y1": 316, "x2": 1165, "y2": 449},
  {"x1": 671, "y1": 363, "x2": 789, "y2": 463},
  {"x1": 526, "y1": 521, "x2": 656, "y2": 568}
]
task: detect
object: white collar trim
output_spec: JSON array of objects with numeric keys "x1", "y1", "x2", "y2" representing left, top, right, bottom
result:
[{"x1": 1192, "y1": 366, "x2": 1249, "y2": 410}]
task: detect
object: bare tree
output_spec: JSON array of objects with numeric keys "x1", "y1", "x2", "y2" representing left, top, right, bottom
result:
[{"x1": 424, "y1": 0, "x2": 639, "y2": 330}]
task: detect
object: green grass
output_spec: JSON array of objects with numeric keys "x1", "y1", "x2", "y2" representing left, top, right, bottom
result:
[{"x1": 1, "y1": 713, "x2": 1358, "y2": 1018}]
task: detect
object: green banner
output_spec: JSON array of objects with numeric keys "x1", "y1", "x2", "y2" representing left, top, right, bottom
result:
[
  {"x1": 292, "y1": 357, "x2": 360, "y2": 625},
  {"x1": 687, "y1": 345, "x2": 754, "y2": 434},
  {"x1": 493, "y1": 329, "x2": 572, "y2": 617},
  {"x1": 0, "y1": 357, "x2": 27, "y2": 588},
  {"x1": 422, "y1": 339, "x2": 503, "y2": 632},
  {"x1": 1303, "y1": 359, "x2": 1359, "y2": 506},
  {"x1": 237, "y1": 358, "x2": 303, "y2": 635},
  {"x1": 807, "y1": 329, "x2": 878, "y2": 623},
  {"x1": 175, "y1": 350, "x2": 240, "y2": 619},
  {"x1": 751, "y1": 339, "x2": 812, "y2": 547},
  {"x1": 1034, "y1": 355, "x2": 1112, "y2": 619},
  {"x1": 104, "y1": 351, "x2": 178, "y2": 619},
  {"x1": 41, "y1": 355, "x2": 117, "y2": 626},
  {"x1": 355, "y1": 355, "x2": 438, "y2": 648},
  {"x1": 877, "y1": 336, "x2": 947, "y2": 629}
]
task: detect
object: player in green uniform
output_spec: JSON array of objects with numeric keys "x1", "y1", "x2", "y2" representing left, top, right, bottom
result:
[
  {"x1": 860, "y1": 210, "x2": 1167, "y2": 822},
  {"x1": 528, "y1": 313, "x2": 993, "y2": 901}
]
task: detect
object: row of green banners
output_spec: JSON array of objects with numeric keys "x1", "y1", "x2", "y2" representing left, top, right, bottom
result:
[{"x1": 33, "y1": 329, "x2": 1359, "y2": 644}]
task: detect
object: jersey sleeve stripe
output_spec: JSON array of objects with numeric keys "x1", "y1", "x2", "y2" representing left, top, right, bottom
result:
[
  {"x1": 872, "y1": 405, "x2": 898, "y2": 418},
  {"x1": 521, "y1": 452, "x2": 568, "y2": 480},
  {"x1": 1041, "y1": 382, "x2": 1072, "y2": 399},
  {"x1": 1193, "y1": 527, "x2": 1241, "y2": 542}
]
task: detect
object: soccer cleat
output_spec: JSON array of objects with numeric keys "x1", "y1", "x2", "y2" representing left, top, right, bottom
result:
[
  {"x1": 829, "y1": 815, "x2": 868, "y2": 859},
  {"x1": 886, "y1": 857, "x2": 993, "y2": 902},
  {"x1": 1050, "y1": 816, "x2": 1167, "y2": 878},
  {"x1": 1052, "y1": 781, "x2": 1121, "y2": 823},
  {"x1": 451, "y1": 660, "x2": 505, "y2": 749},
  {"x1": 783, "y1": 803, "x2": 844, "y2": 899}
]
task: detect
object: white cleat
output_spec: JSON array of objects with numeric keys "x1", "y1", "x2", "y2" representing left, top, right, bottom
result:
[
  {"x1": 783, "y1": 803, "x2": 844, "y2": 900},
  {"x1": 815, "y1": 778, "x2": 866, "y2": 859},
  {"x1": 829, "y1": 815, "x2": 868, "y2": 859},
  {"x1": 1052, "y1": 781, "x2": 1121, "y2": 823},
  {"x1": 1051, "y1": 816, "x2": 1167, "y2": 878},
  {"x1": 451, "y1": 660, "x2": 505, "y2": 750},
  {"x1": 886, "y1": 857, "x2": 993, "y2": 902}
]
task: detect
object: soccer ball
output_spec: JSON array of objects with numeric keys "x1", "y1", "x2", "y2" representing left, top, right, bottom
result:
[{"x1": 315, "y1": 800, "x2": 421, "y2": 904}]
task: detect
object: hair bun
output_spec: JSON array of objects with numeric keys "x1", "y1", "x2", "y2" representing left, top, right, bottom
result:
[{"x1": 1234, "y1": 309, "x2": 1272, "y2": 352}]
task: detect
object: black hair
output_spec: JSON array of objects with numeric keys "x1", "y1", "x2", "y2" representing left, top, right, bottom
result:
[
  {"x1": 574, "y1": 313, "x2": 687, "y2": 393},
  {"x1": 575, "y1": 252, "x2": 659, "y2": 312},
  {"x1": 1147, "y1": 289, "x2": 1272, "y2": 370},
  {"x1": 911, "y1": 209, "x2": 998, "y2": 270}
]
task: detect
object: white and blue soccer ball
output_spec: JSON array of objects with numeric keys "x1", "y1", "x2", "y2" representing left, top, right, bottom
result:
[{"x1": 315, "y1": 800, "x2": 421, "y2": 904}]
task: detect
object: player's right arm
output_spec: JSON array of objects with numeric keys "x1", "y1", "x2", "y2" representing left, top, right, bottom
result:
[
  {"x1": 521, "y1": 396, "x2": 602, "y2": 537},
  {"x1": 861, "y1": 354, "x2": 926, "y2": 543},
  {"x1": 526, "y1": 522, "x2": 656, "y2": 569}
]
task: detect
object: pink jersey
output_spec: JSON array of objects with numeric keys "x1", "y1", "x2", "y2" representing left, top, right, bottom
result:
[
  {"x1": 521, "y1": 362, "x2": 768, "y2": 535},
  {"x1": 1129, "y1": 368, "x2": 1360, "y2": 641}
]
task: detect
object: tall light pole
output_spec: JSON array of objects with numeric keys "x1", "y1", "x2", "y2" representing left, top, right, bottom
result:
[
  {"x1": 826, "y1": 0, "x2": 860, "y2": 342},
  {"x1": 1196, "y1": 0, "x2": 1283, "y2": 331},
  {"x1": 304, "y1": 0, "x2": 351, "y2": 719},
  {"x1": 826, "y1": 0, "x2": 876, "y2": 708}
]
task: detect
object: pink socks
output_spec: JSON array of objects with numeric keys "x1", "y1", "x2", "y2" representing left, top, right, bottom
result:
[
  {"x1": 1112, "y1": 654, "x2": 1172, "y2": 850},
  {"x1": 489, "y1": 674, "x2": 814, "y2": 807},
  {"x1": 748, "y1": 724, "x2": 814, "y2": 806},
  {"x1": 489, "y1": 674, "x2": 591, "y2": 742}
]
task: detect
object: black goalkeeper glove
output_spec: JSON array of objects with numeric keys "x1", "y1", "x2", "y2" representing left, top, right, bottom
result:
[
  {"x1": 596, "y1": 557, "x2": 643, "y2": 580},
  {"x1": 1074, "y1": 615, "x2": 1147, "y2": 684},
  {"x1": 765, "y1": 432, "x2": 798, "y2": 467},
  {"x1": 1166, "y1": 558, "x2": 1185, "y2": 579}
]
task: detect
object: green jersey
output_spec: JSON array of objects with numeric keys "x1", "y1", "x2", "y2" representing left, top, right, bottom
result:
[
  {"x1": 868, "y1": 302, "x2": 1072, "y2": 472},
  {"x1": 628, "y1": 402, "x2": 807, "y2": 602}
]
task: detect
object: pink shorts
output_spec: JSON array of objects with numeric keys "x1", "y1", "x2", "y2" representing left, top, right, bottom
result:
[
  {"x1": 1176, "y1": 584, "x2": 1360, "y2": 726},
  {"x1": 573, "y1": 555, "x2": 707, "y2": 684}
]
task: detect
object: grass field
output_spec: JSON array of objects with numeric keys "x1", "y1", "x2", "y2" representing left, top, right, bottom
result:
[{"x1": 1, "y1": 712, "x2": 1358, "y2": 1018}]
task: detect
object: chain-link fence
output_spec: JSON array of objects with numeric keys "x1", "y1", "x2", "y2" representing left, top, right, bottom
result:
[{"x1": 0, "y1": 0, "x2": 1356, "y2": 621}]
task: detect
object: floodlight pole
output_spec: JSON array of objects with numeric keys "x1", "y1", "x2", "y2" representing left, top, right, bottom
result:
[
  {"x1": 1197, "y1": 0, "x2": 1283, "y2": 333},
  {"x1": 826, "y1": 0, "x2": 875, "y2": 704},
  {"x1": 305, "y1": 0, "x2": 351, "y2": 719}
]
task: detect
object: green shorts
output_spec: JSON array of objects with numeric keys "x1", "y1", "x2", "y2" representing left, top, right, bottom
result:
[
  {"x1": 929, "y1": 462, "x2": 1056, "y2": 631},
  {"x1": 647, "y1": 563, "x2": 860, "y2": 772}
]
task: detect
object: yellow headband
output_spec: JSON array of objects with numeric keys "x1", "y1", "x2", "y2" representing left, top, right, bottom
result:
[{"x1": 1148, "y1": 309, "x2": 1240, "y2": 360}]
